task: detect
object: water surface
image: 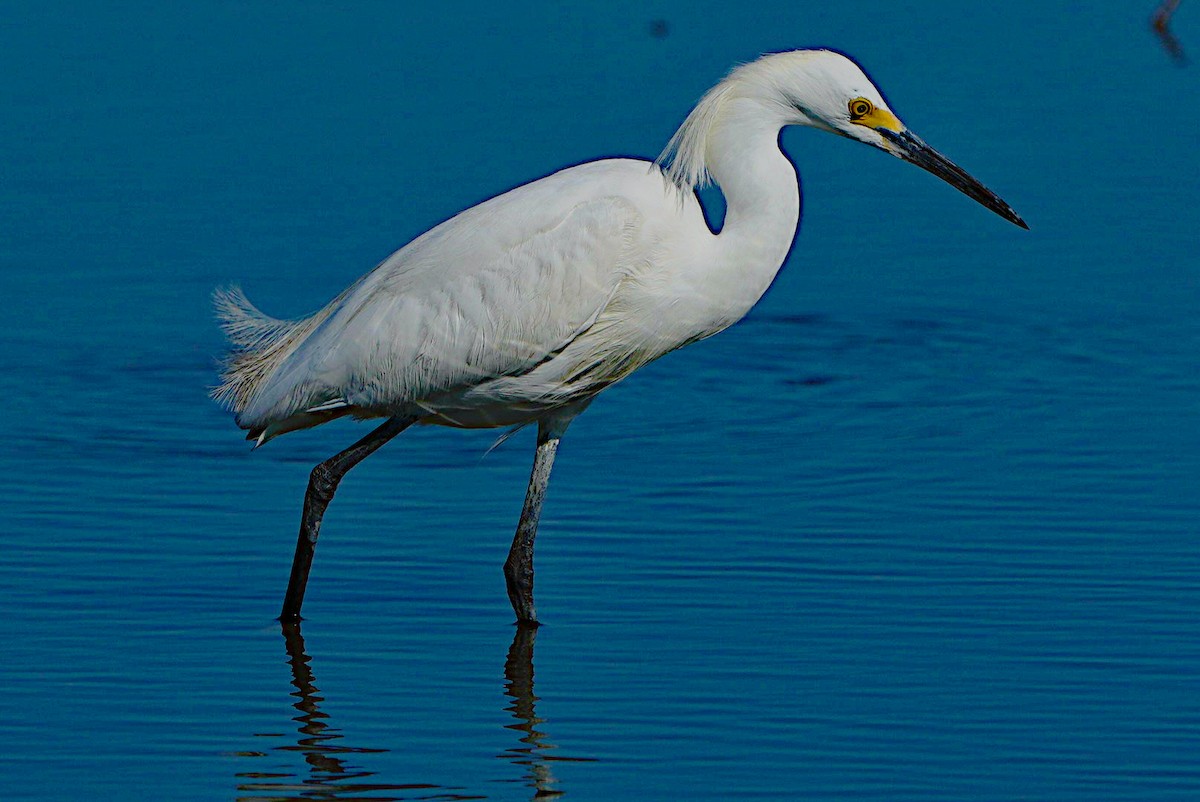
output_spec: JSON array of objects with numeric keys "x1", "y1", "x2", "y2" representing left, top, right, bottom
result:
[{"x1": 2, "y1": 2, "x2": 1198, "y2": 800}]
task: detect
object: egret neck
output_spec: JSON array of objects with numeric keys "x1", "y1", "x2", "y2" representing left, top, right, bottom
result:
[{"x1": 705, "y1": 96, "x2": 801, "y2": 320}]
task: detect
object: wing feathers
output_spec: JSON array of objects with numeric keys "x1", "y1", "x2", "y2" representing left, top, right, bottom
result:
[{"x1": 232, "y1": 196, "x2": 645, "y2": 431}]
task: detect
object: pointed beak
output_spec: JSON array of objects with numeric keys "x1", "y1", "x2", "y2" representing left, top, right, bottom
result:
[{"x1": 878, "y1": 128, "x2": 1028, "y2": 229}]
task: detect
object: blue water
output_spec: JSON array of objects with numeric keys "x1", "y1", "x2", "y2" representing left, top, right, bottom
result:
[{"x1": 2, "y1": 2, "x2": 1198, "y2": 800}]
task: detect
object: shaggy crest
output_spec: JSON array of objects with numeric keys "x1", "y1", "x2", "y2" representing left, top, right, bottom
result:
[
  {"x1": 655, "y1": 49, "x2": 842, "y2": 192},
  {"x1": 655, "y1": 78, "x2": 737, "y2": 191}
]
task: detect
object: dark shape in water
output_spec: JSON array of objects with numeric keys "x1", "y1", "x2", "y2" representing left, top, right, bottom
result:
[
  {"x1": 1152, "y1": 0, "x2": 1187, "y2": 63},
  {"x1": 498, "y1": 624, "x2": 596, "y2": 799},
  {"x1": 233, "y1": 622, "x2": 592, "y2": 800},
  {"x1": 233, "y1": 621, "x2": 475, "y2": 801}
]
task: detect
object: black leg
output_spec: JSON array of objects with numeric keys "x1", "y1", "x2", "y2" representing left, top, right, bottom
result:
[
  {"x1": 280, "y1": 415, "x2": 416, "y2": 620},
  {"x1": 503, "y1": 425, "x2": 561, "y2": 625}
]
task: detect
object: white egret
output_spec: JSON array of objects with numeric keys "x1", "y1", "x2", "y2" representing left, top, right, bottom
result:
[{"x1": 213, "y1": 49, "x2": 1027, "y2": 625}]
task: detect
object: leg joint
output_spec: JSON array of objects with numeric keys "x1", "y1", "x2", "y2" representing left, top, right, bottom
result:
[{"x1": 308, "y1": 461, "x2": 339, "y2": 500}]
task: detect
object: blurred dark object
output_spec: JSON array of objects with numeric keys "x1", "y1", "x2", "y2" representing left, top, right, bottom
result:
[
  {"x1": 649, "y1": 18, "x2": 669, "y2": 39},
  {"x1": 1152, "y1": 0, "x2": 1187, "y2": 64}
]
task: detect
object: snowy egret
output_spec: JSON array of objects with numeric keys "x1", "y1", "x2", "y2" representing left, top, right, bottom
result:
[{"x1": 213, "y1": 49, "x2": 1027, "y2": 625}]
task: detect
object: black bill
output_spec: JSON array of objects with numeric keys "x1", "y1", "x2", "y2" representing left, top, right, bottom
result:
[{"x1": 879, "y1": 129, "x2": 1028, "y2": 229}]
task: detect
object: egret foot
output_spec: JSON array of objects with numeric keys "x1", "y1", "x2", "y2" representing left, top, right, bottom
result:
[{"x1": 503, "y1": 558, "x2": 539, "y2": 626}]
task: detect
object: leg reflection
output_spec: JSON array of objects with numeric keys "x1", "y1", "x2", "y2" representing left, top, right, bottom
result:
[
  {"x1": 499, "y1": 624, "x2": 594, "y2": 799},
  {"x1": 278, "y1": 620, "x2": 386, "y2": 775},
  {"x1": 234, "y1": 621, "x2": 445, "y2": 800}
]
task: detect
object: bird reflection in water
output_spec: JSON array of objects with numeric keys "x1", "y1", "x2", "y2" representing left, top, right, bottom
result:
[
  {"x1": 497, "y1": 624, "x2": 594, "y2": 799},
  {"x1": 235, "y1": 621, "x2": 468, "y2": 801},
  {"x1": 236, "y1": 622, "x2": 590, "y2": 801}
]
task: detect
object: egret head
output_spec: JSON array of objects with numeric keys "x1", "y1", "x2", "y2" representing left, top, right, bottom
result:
[
  {"x1": 781, "y1": 49, "x2": 1027, "y2": 228},
  {"x1": 659, "y1": 49, "x2": 1027, "y2": 229}
]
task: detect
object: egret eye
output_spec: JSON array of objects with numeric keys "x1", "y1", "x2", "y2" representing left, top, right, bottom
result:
[{"x1": 849, "y1": 98, "x2": 873, "y2": 120}]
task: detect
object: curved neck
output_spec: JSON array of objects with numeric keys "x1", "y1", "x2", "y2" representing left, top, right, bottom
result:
[{"x1": 705, "y1": 98, "x2": 800, "y2": 307}]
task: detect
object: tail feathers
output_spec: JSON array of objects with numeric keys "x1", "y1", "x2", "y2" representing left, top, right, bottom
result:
[
  {"x1": 211, "y1": 285, "x2": 319, "y2": 419},
  {"x1": 213, "y1": 285, "x2": 295, "y2": 351}
]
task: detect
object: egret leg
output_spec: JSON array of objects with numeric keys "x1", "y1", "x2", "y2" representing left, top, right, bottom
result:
[
  {"x1": 280, "y1": 415, "x2": 417, "y2": 620},
  {"x1": 504, "y1": 426, "x2": 561, "y2": 625}
]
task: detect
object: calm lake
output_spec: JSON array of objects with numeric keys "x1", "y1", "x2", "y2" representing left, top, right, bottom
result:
[{"x1": 2, "y1": 2, "x2": 1198, "y2": 800}]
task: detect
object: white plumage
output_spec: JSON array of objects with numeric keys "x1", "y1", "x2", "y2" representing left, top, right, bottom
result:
[
  {"x1": 214, "y1": 49, "x2": 1025, "y2": 623},
  {"x1": 216, "y1": 162, "x2": 706, "y2": 441}
]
